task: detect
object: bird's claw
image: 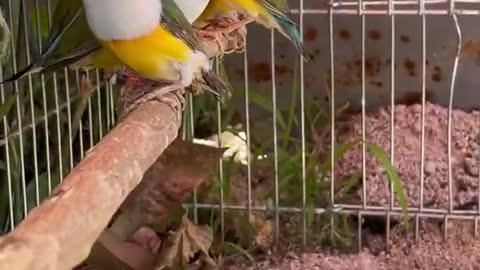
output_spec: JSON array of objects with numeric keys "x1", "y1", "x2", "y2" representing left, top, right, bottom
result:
[
  {"x1": 120, "y1": 82, "x2": 185, "y2": 120},
  {"x1": 215, "y1": 17, "x2": 254, "y2": 34}
]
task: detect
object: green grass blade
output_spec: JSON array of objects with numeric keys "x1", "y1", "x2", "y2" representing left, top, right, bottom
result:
[
  {"x1": 0, "y1": 95, "x2": 16, "y2": 121},
  {"x1": 319, "y1": 141, "x2": 360, "y2": 181},
  {"x1": 222, "y1": 242, "x2": 255, "y2": 264},
  {"x1": 366, "y1": 142, "x2": 409, "y2": 228}
]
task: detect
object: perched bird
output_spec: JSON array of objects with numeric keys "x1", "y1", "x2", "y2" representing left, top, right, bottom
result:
[
  {"x1": 194, "y1": 0, "x2": 310, "y2": 60},
  {"x1": 1, "y1": 0, "x2": 213, "y2": 84},
  {"x1": 0, "y1": 0, "x2": 119, "y2": 84},
  {"x1": 81, "y1": 0, "x2": 231, "y2": 99}
]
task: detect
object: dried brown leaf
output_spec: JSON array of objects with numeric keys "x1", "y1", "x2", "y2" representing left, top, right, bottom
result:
[
  {"x1": 154, "y1": 215, "x2": 216, "y2": 270},
  {"x1": 85, "y1": 229, "x2": 159, "y2": 270},
  {"x1": 110, "y1": 139, "x2": 226, "y2": 239},
  {"x1": 122, "y1": 139, "x2": 225, "y2": 224}
]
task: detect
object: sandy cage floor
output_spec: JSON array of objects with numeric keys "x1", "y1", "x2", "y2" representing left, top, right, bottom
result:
[
  {"x1": 221, "y1": 220, "x2": 480, "y2": 269},
  {"x1": 217, "y1": 102, "x2": 480, "y2": 269}
]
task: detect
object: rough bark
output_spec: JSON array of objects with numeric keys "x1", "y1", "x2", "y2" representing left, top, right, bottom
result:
[{"x1": 0, "y1": 94, "x2": 182, "y2": 270}]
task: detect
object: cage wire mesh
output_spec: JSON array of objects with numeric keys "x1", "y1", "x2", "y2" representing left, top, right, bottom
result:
[
  {"x1": 1, "y1": 0, "x2": 480, "y2": 257},
  {"x1": 0, "y1": 0, "x2": 116, "y2": 232}
]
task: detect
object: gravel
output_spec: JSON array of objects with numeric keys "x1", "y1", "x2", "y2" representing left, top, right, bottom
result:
[
  {"x1": 221, "y1": 102, "x2": 480, "y2": 269},
  {"x1": 334, "y1": 102, "x2": 480, "y2": 209}
]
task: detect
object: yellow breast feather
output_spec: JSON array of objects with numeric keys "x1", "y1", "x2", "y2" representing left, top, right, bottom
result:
[
  {"x1": 102, "y1": 26, "x2": 192, "y2": 81},
  {"x1": 196, "y1": 0, "x2": 261, "y2": 26}
]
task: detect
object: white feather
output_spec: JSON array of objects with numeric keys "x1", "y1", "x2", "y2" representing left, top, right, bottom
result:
[
  {"x1": 174, "y1": 0, "x2": 210, "y2": 23},
  {"x1": 82, "y1": 0, "x2": 162, "y2": 41},
  {"x1": 178, "y1": 50, "x2": 210, "y2": 86}
]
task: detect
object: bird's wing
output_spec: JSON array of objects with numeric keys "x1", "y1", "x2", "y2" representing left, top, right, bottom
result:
[
  {"x1": 42, "y1": 40, "x2": 102, "y2": 73},
  {"x1": 1, "y1": 0, "x2": 86, "y2": 83},
  {"x1": 257, "y1": 0, "x2": 292, "y2": 20},
  {"x1": 263, "y1": 0, "x2": 290, "y2": 13},
  {"x1": 42, "y1": 0, "x2": 84, "y2": 63},
  {"x1": 160, "y1": 0, "x2": 206, "y2": 53}
]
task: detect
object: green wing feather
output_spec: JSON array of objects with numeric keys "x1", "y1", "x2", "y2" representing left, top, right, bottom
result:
[
  {"x1": 266, "y1": 0, "x2": 290, "y2": 12},
  {"x1": 161, "y1": 0, "x2": 232, "y2": 102},
  {"x1": 2, "y1": 0, "x2": 99, "y2": 83},
  {"x1": 160, "y1": 0, "x2": 206, "y2": 53}
]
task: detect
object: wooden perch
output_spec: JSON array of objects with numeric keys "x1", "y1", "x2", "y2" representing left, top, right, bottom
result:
[
  {"x1": 0, "y1": 22, "x2": 246, "y2": 270},
  {"x1": 0, "y1": 94, "x2": 181, "y2": 270}
]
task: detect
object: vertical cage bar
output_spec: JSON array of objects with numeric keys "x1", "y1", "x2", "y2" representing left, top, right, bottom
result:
[
  {"x1": 53, "y1": 73, "x2": 63, "y2": 181},
  {"x1": 387, "y1": 0, "x2": 396, "y2": 250},
  {"x1": 0, "y1": 68, "x2": 14, "y2": 231},
  {"x1": 43, "y1": 0, "x2": 53, "y2": 192},
  {"x1": 21, "y1": 0, "x2": 40, "y2": 208},
  {"x1": 9, "y1": 0, "x2": 28, "y2": 220},
  {"x1": 446, "y1": 14, "x2": 462, "y2": 238},
  {"x1": 106, "y1": 81, "x2": 112, "y2": 130},
  {"x1": 270, "y1": 28, "x2": 280, "y2": 243},
  {"x1": 329, "y1": 0, "x2": 337, "y2": 243},
  {"x1": 215, "y1": 58, "x2": 225, "y2": 242},
  {"x1": 64, "y1": 69, "x2": 74, "y2": 170},
  {"x1": 87, "y1": 72, "x2": 94, "y2": 149},
  {"x1": 243, "y1": 40, "x2": 253, "y2": 238},
  {"x1": 357, "y1": 212, "x2": 363, "y2": 251},
  {"x1": 76, "y1": 72, "x2": 85, "y2": 160},
  {"x1": 109, "y1": 81, "x2": 116, "y2": 126},
  {"x1": 361, "y1": 0, "x2": 368, "y2": 211},
  {"x1": 299, "y1": 0, "x2": 307, "y2": 247},
  {"x1": 46, "y1": 0, "x2": 62, "y2": 184},
  {"x1": 96, "y1": 70, "x2": 103, "y2": 139},
  {"x1": 188, "y1": 92, "x2": 198, "y2": 224},
  {"x1": 416, "y1": 0, "x2": 427, "y2": 240}
]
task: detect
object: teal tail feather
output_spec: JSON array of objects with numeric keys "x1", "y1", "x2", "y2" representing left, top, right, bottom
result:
[{"x1": 272, "y1": 12, "x2": 310, "y2": 61}]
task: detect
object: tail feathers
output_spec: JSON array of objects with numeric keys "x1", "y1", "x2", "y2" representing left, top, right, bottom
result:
[
  {"x1": 1, "y1": 63, "x2": 42, "y2": 84},
  {"x1": 200, "y1": 71, "x2": 232, "y2": 103},
  {"x1": 1, "y1": 30, "x2": 63, "y2": 84},
  {"x1": 272, "y1": 13, "x2": 310, "y2": 61},
  {"x1": 1, "y1": 9, "x2": 82, "y2": 85}
]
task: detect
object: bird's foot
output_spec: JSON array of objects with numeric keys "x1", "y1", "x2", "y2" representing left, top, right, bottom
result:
[
  {"x1": 214, "y1": 16, "x2": 255, "y2": 35},
  {"x1": 107, "y1": 73, "x2": 118, "y2": 85},
  {"x1": 121, "y1": 81, "x2": 186, "y2": 120},
  {"x1": 197, "y1": 29, "x2": 227, "y2": 58},
  {"x1": 197, "y1": 29, "x2": 222, "y2": 41},
  {"x1": 125, "y1": 75, "x2": 143, "y2": 87}
]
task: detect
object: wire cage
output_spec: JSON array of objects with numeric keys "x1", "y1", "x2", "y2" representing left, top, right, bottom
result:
[
  {"x1": 0, "y1": 0, "x2": 117, "y2": 232},
  {"x1": 1, "y1": 0, "x2": 480, "y2": 266}
]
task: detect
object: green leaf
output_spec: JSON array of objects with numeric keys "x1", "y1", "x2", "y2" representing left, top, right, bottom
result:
[
  {"x1": 366, "y1": 142, "x2": 409, "y2": 229},
  {"x1": 237, "y1": 87, "x2": 286, "y2": 130},
  {"x1": 337, "y1": 170, "x2": 361, "y2": 199},
  {"x1": 305, "y1": 202, "x2": 316, "y2": 227},
  {"x1": 318, "y1": 141, "x2": 361, "y2": 182},
  {"x1": 222, "y1": 242, "x2": 255, "y2": 264},
  {"x1": 0, "y1": 159, "x2": 6, "y2": 171},
  {"x1": 0, "y1": 95, "x2": 16, "y2": 120},
  {"x1": 0, "y1": 6, "x2": 11, "y2": 63}
]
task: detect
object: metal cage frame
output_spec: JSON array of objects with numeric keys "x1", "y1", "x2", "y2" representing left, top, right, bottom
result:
[{"x1": 1, "y1": 0, "x2": 480, "y2": 253}]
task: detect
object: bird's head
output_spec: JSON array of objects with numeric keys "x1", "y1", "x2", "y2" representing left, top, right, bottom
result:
[{"x1": 82, "y1": 0, "x2": 162, "y2": 41}]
